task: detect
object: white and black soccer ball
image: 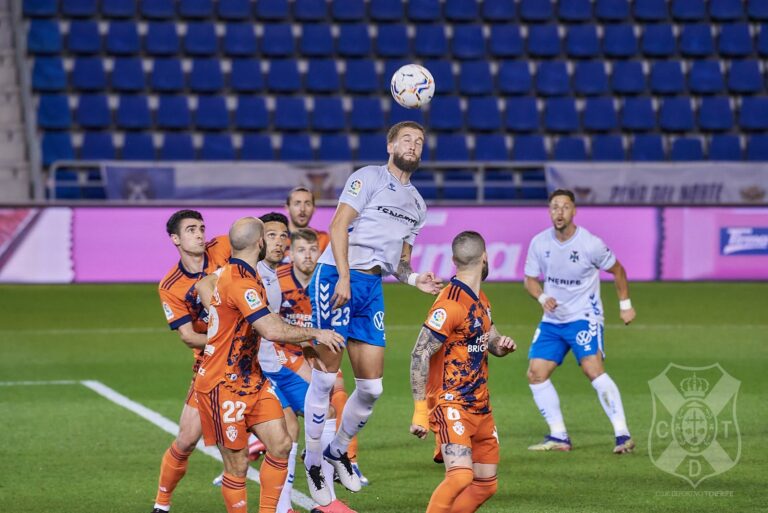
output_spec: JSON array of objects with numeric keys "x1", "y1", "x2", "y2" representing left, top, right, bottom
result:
[{"x1": 390, "y1": 64, "x2": 435, "y2": 109}]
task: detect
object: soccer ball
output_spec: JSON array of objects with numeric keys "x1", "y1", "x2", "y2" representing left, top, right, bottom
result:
[{"x1": 390, "y1": 64, "x2": 435, "y2": 109}]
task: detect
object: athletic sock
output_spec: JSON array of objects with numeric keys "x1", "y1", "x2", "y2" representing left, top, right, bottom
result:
[
  {"x1": 529, "y1": 379, "x2": 568, "y2": 439},
  {"x1": 276, "y1": 443, "x2": 298, "y2": 513},
  {"x1": 426, "y1": 467, "x2": 474, "y2": 513},
  {"x1": 304, "y1": 369, "x2": 336, "y2": 468},
  {"x1": 331, "y1": 378, "x2": 382, "y2": 456},
  {"x1": 320, "y1": 419, "x2": 338, "y2": 501},
  {"x1": 154, "y1": 441, "x2": 193, "y2": 507},
  {"x1": 450, "y1": 476, "x2": 498, "y2": 513},
  {"x1": 221, "y1": 472, "x2": 247, "y2": 513},
  {"x1": 591, "y1": 373, "x2": 630, "y2": 437},
  {"x1": 330, "y1": 387, "x2": 358, "y2": 460},
  {"x1": 260, "y1": 455, "x2": 289, "y2": 513}
]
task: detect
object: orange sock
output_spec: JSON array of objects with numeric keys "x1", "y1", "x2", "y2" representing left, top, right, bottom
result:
[
  {"x1": 451, "y1": 476, "x2": 498, "y2": 513},
  {"x1": 154, "y1": 441, "x2": 193, "y2": 506},
  {"x1": 426, "y1": 467, "x2": 474, "y2": 513},
  {"x1": 258, "y1": 454, "x2": 288, "y2": 513},
  {"x1": 330, "y1": 388, "x2": 359, "y2": 460},
  {"x1": 221, "y1": 472, "x2": 248, "y2": 513}
]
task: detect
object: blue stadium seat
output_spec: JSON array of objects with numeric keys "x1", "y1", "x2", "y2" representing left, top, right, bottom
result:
[
  {"x1": 200, "y1": 134, "x2": 235, "y2": 160},
  {"x1": 180, "y1": 0, "x2": 213, "y2": 18},
  {"x1": 376, "y1": 25, "x2": 410, "y2": 58},
  {"x1": 545, "y1": 97, "x2": 579, "y2": 132},
  {"x1": 24, "y1": 0, "x2": 58, "y2": 17},
  {"x1": 184, "y1": 22, "x2": 218, "y2": 56},
  {"x1": 504, "y1": 97, "x2": 539, "y2": 132},
  {"x1": 217, "y1": 0, "x2": 251, "y2": 20},
  {"x1": 312, "y1": 97, "x2": 345, "y2": 131},
  {"x1": 699, "y1": 96, "x2": 733, "y2": 132},
  {"x1": 634, "y1": 0, "x2": 668, "y2": 21},
  {"x1": 583, "y1": 97, "x2": 618, "y2": 131},
  {"x1": 488, "y1": 25, "x2": 523, "y2": 57},
  {"x1": 261, "y1": 24, "x2": 294, "y2": 57},
  {"x1": 357, "y1": 133, "x2": 386, "y2": 161},
  {"x1": 445, "y1": 0, "x2": 479, "y2": 22},
  {"x1": 389, "y1": 104, "x2": 425, "y2": 125},
  {"x1": 157, "y1": 96, "x2": 191, "y2": 130},
  {"x1": 344, "y1": 59, "x2": 379, "y2": 93},
  {"x1": 121, "y1": 132, "x2": 155, "y2": 160},
  {"x1": 72, "y1": 57, "x2": 107, "y2": 91},
  {"x1": 566, "y1": 25, "x2": 599, "y2": 58},
  {"x1": 423, "y1": 59, "x2": 455, "y2": 94},
  {"x1": 709, "y1": 134, "x2": 742, "y2": 159},
  {"x1": 140, "y1": 0, "x2": 175, "y2": 18},
  {"x1": 229, "y1": 59, "x2": 264, "y2": 92},
  {"x1": 414, "y1": 25, "x2": 448, "y2": 57},
  {"x1": 67, "y1": 21, "x2": 101, "y2": 54},
  {"x1": 592, "y1": 135, "x2": 625, "y2": 160},
  {"x1": 459, "y1": 61, "x2": 493, "y2": 95},
  {"x1": 573, "y1": 61, "x2": 608, "y2": 95},
  {"x1": 293, "y1": 0, "x2": 327, "y2": 21},
  {"x1": 748, "y1": 0, "x2": 768, "y2": 20},
  {"x1": 621, "y1": 97, "x2": 656, "y2": 131},
  {"x1": 558, "y1": 0, "x2": 592, "y2": 22},
  {"x1": 75, "y1": 94, "x2": 110, "y2": 129},
  {"x1": 274, "y1": 97, "x2": 309, "y2": 131},
  {"x1": 160, "y1": 133, "x2": 195, "y2": 160},
  {"x1": 80, "y1": 132, "x2": 116, "y2": 160},
  {"x1": 659, "y1": 97, "x2": 694, "y2": 131},
  {"x1": 630, "y1": 134, "x2": 665, "y2": 160},
  {"x1": 672, "y1": 0, "x2": 706, "y2": 20},
  {"x1": 482, "y1": 0, "x2": 516, "y2": 21},
  {"x1": 224, "y1": 24, "x2": 257, "y2": 56},
  {"x1": 520, "y1": 0, "x2": 553, "y2": 21},
  {"x1": 234, "y1": 96, "x2": 268, "y2": 130},
  {"x1": 280, "y1": 133, "x2": 313, "y2": 160},
  {"x1": 452, "y1": 25, "x2": 485, "y2": 59},
  {"x1": 474, "y1": 134, "x2": 509, "y2": 160},
  {"x1": 318, "y1": 134, "x2": 352, "y2": 161},
  {"x1": 688, "y1": 60, "x2": 725, "y2": 94},
  {"x1": 595, "y1": 0, "x2": 630, "y2": 21},
  {"x1": 300, "y1": 25, "x2": 334, "y2": 57},
  {"x1": 331, "y1": 0, "x2": 365, "y2": 21},
  {"x1": 603, "y1": 24, "x2": 637, "y2": 58},
  {"x1": 528, "y1": 24, "x2": 561, "y2": 58},
  {"x1": 670, "y1": 137, "x2": 704, "y2": 160},
  {"x1": 429, "y1": 96, "x2": 463, "y2": 131},
  {"x1": 241, "y1": 134, "x2": 274, "y2": 160},
  {"x1": 195, "y1": 96, "x2": 229, "y2": 130},
  {"x1": 306, "y1": 59, "x2": 340, "y2": 93},
  {"x1": 553, "y1": 137, "x2": 587, "y2": 160},
  {"x1": 63, "y1": 0, "x2": 97, "y2": 17},
  {"x1": 408, "y1": 0, "x2": 442, "y2": 22},
  {"x1": 37, "y1": 94, "x2": 71, "y2": 129},
  {"x1": 710, "y1": 0, "x2": 744, "y2": 21},
  {"x1": 145, "y1": 22, "x2": 180, "y2": 55},
  {"x1": 466, "y1": 97, "x2": 501, "y2": 131},
  {"x1": 267, "y1": 59, "x2": 301, "y2": 93},
  {"x1": 32, "y1": 57, "x2": 66, "y2": 91},
  {"x1": 383, "y1": 59, "x2": 410, "y2": 85},
  {"x1": 28, "y1": 20, "x2": 62, "y2": 54},
  {"x1": 338, "y1": 24, "x2": 371, "y2": 57},
  {"x1": 536, "y1": 61, "x2": 569, "y2": 96},
  {"x1": 189, "y1": 59, "x2": 224, "y2": 93},
  {"x1": 256, "y1": 0, "x2": 290, "y2": 20},
  {"x1": 727, "y1": 60, "x2": 763, "y2": 94},
  {"x1": 116, "y1": 95, "x2": 151, "y2": 129},
  {"x1": 650, "y1": 61, "x2": 685, "y2": 95},
  {"x1": 718, "y1": 23, "x2": 753, "y2": 57},
  {"x1": 150, "y1": 58, "x2": 184, "y2": 92},
  {"x1": 746, "y1": 135, "x2": 768, "y2": 160},
  {"x1": 641, "y1": 24, "x2": 676, "y2": 57},
  {"x1": 110, "y1": 58, "x2": 144, "y2": 92},
  {"x1": 680, "y1": 24, "x2": 715, "y2": 57},
  {"x1": 370, "y1": 0, "x2": 404, "y2": 21},
  {"x1": 759, "y1": 25, "x2": 768, "y2": 56},
  {"x1": 42, "y1": 132, "x2": 74, "y2": 166},
  {"x1": 106, "y1": 21, "x2": 140, "y2": 55},
  {"x1": 350, "y1": 98, "x2": 385, "y2": 131},
  {"x1": 611, "y1": 61, "x2": 646, "y2": 95},
  {"x1": 513, "y1": 135, "x2": 547, "y2": 161},
  {"x1": 739, "y1": 97, "x2": 768, "y2": 130}
]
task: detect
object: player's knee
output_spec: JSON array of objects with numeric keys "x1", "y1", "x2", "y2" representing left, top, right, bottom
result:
[
  {"x1": 269, "y1": 433, "x2": 293, "y2": 459},
  {"x1": 527, "y1": 368, "x2": 547, "y2": 384},
  {"x1": 477, "y1": 477, "x2": 498, "y2": 499},
  {"x1": 311, "y1": 369, "x2": 337, "y2": 394},
  {"x1": 176, "y1": 427, "x2": 200, "y2": 452},
  {"x1": 355, "y1": 377, "x2": 383, "y2": 404}
]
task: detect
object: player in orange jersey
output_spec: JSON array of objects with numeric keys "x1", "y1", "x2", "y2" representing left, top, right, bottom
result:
[
  {"x1": 151, "y1": 209, "x2": 230, "y2": 513},
  {"x1": 285, "y1": 187, "x2": 330, "y2": 257},
  {"x1": 195, "y1": 217, "x2": 343, "y2": 513},
  {"x1": 409, "y1": 231, "x2": 517, "y2": 513}
]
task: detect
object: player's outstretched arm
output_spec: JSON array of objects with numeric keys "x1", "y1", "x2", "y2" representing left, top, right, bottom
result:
[
  {"x1": 176, "y1": 322, "x2": 208, "y2": 349},
  {"x1": 395, "y1": 242, "x2": 443, "y2": 294},
  {"x1": 524, "y1": 275, "x2": 557, "y2": 313},
  {"x1": 328, "y1": 203, "x2": 359, "y2": 309},
  {"x1": 252, "y1": 313, "x2": 344, "y2": 353},
  {"x1": 409, "y1": 326, "x2": 444, "y2": 439},
  {"x1": 487, "y1": 325, "x2": 517, "y2": 357},
  {"x1": 606, "y1": 260, "x2": 636, "y2": 325},
  {"x1": 195, "y1": 274, "x2": 219, "y2": 310}
]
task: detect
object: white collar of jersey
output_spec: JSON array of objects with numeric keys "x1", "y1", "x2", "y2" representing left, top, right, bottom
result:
[
  {"x1": 257, "y1": 260, "x2": 277, "y2": 276},
  {"x1": 550, "y1": 226, "x2": 581, "y2": 247}
]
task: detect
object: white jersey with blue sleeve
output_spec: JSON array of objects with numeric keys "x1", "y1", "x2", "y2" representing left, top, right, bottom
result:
[
  {"x1": 524, "y1": 226, "x2": 617, "y2": 324},
  {"x1": 318, "y1": 165, "x2": 427, "y2": 276},
  {"x1": 257, "y1": 260, "x2": 282, "y2": 373}
]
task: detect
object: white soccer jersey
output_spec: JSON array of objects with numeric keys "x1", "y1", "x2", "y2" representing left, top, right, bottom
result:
[
  {"x1": 257, "y1": 260, "x2": 282, "y2": 373},
  {"x1": 318, "y1": 165, "x2": 427, "y2": 276},
  {"x1": 524, "y1": 226, "x2": 617, "y2": 324}
]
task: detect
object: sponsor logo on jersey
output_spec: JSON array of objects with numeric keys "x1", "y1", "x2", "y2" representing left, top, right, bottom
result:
[
  {"x1": 445, "y1": 393, "x2": 454, "y2": 401},
  {"x1": 387, "y1": 182, "x2": 397, "y2": 191},
  {"x1": 376, "y1": 206, "x2": 418, "y2": 226},
  {"x1": 720, "y1": 227, "x2": 768, "y2": 255},
  {"x1": 162, "y1": 302, "x2": 174, "y2": 320},
  {"x1": 570, "y1": 250, "x2": 580, "y2": 262},
  {"x1": 226, "y1": 425, "x2": 239, "y2": 442},
  {"x1": 347, "y1": 179, "x2": 363, "y2": 197},
  {"x1": 427, "y1": 308, "x2": 447, "y2": 330},
  {"x1": 373, "y1": 311, "x2": 385, "y2": 331},
  {"x1": 547, "y1": 276, "x2": 582, "y2": 286},
  {"x1": 452, "y1": 420, "x2": 465, "y2": 436},
  {"x1": 244, "y1": 289, "x2": 262, "y2": 309}
]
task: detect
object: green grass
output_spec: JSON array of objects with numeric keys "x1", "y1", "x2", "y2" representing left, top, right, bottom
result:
[{"x1": 1, "y1": 282, "x2": 766, "y2": 512}]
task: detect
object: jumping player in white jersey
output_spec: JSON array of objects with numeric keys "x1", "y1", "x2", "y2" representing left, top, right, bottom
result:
[
  {"x1": 303, "y1": 122, "x2": 443, "y2": 506},
  {"x1": 524, "y1": 189, "x2": 637, "y2": 454}
]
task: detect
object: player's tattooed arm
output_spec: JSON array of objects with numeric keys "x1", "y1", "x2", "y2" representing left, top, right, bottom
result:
[
  {"x1": 397, "y1": 242, "x2": 444, "y2": 293},
  {"x1": 487, "y1": 325, "x2": 517, "y2": 357},
  {"x1": 410, "y1": 326, "x2": 444, "y2": 401},
  {"x1": 394, "y1": 242, "x2": 415, "y2": 283}
]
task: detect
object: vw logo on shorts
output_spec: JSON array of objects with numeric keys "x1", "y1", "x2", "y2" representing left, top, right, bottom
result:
[
  {"x1": 575, "y1": 330, "x2": 592, "y2": 346},
  {"x1": 373, "y1": 311, "x2": 385, "y2": 331}
]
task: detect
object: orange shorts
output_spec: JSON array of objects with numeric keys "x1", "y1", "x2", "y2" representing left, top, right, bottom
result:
[
  {"x1": 196, "y1": 383, "x2": 284, "y2": 450},
  {"x1": 430, "y1": 404, "x2": 499, "y2": 465}
]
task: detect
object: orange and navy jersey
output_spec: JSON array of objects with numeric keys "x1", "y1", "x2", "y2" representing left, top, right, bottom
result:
[
  {"x1": 194, "y1": 258, "x2": 271, "y2": 395},
  {"x1": 274, "y1": 263, "x2": 312, "y2": 358},
  {"x1": 205, "y1": 235, "x2": 232, "y2": 268},
  {"x1": 423, "y1": 277, "x2": 494, "y2": 415}
]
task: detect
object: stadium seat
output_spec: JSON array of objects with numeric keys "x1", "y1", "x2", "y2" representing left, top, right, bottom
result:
[
  {"x1": 512, "y1": 135, "x2": 547, "y2": 161},
  {"x1": 350, "y1": 98, "x2": 385, "y2": 131},
  {"x1": 595, "y1": 0, "x2": 630, "y2": 21},
  {"x1": 688, "y1": 60, "x2": 725, "y2": 94},
  {"x1": 727, "y1": 60, "x2": 763, "y2": 94},
  {"x1": 318, "y1": 134, "x2": 352, "y2": 161},
  {"x1": 121, "y1": 132, "x2": 155, "y2": 160},
  {"x1": 739, "y1": 97, "x2": 768, "y2": 130},
  {"x1": 680, "y1": 24, "x2": 715, "y2": 57},
  {"x1": 672, "y1": 0, "x2": 706, "y2": 20},
  {"x1": 217, "y1": 0, "x2": 251, "y2": 20},
  {"x1": 445, "y1": 0, "x2": 479, "y2": 22},
  {"x1": 488, "y1": 24, "x2": 523, "y2": 58},
  {"x1": 267, "y1": 59, "x2": 301, "y2": 93},
  {"x1": 234, "y1": 96, "x2": 268, "y2": 130},
  {"x1": 300, "y1": 25, "x2": 334, "y2": 57},
  {"x1": 459, "y1": 61, "x2": 493, "y2": 95},
  {"x1": 758, "y1": 25, "x2": 768, "y2": 56},
  {"x1": 229, "y1": 59, "x2": 264, "y2": 92},
  {"x1": 634, "y1": 0, "x2": 668, "y2": 21},
  {"x1": 428, "y1": 96, "x2": 464, "y2": 131},
  {"x1": 536, "y1": 61, "x2": 570, "y2": 96},
  {"x1": 280, "y1": 133, "x2": 314, "y2": 160},
  {"x1": 370, "y1": 0, "x2": 404, "y2": 21},
  {"x1": 145, "y1": 22, "x2": 180, "y2": 55},
  {"x1": 376, "y1": 25, "x2": 410, "y2": 58},
  {"x1": 528, "y1": 25, "x2": 561, "y2": 58},
  {"x1": 312, "y1": 97, "x2": 346, "y2": 131},
  {"x1": 150, "y1": 58, "x2": 185, "y2": 92},
  {"x1": 748, "y1": 0, "x2": 768, "y2": 20},
  {"x1": 566, "y1": 25, "x2": 599, "y2": 58},
  {"x1": 641, "y1": 24, "x2": 676, "y2": 57},
  {"x1": 482, "y1": 0, "x2": 516, "y2": 21},
  {"x1": 497, "y1": 61, "x2": 532, "y2": 95},
  {"x1": 344, "y1": 59, "x2": 379, "y2": 93},
  {"x1": 80, "y1": 132, "x2": 116, "y2": 160},
  {"x1": 106, "y1": 21, "x2": 140, "y2": 55},
  {"x1": 24, "y1": 0, "x2": 58, "y2": 17},
  {"x1": 261, "y1": 24, "x2": 294, "y2": 57},
  {"x1": 650, "y1": 61, "x2": 685, "y2": 95},
  {"x1": 200, "y1": 134, "x2": 235, "y2": 160},
  {"x1": 573, "y1": 61, "x2": 608, "y2": 95},
  {"x1": 32, "y1": 57, "x2": 66, "y2": 91},
  {"x1": 553, "y1": 137, "x2": 588, "y2": 160},
  {"x1": 110, "y1": 58, "x2": 144, "y2": 92},
  {"x1": 423, "y1": 59, "x2": 455, "y2": 94},
  {"x1": 389, "y1": 104, "x2": 425, "y2": 125},
  {"x1": 75, "y1": 94, "x2": 111, "y2": 129},
  {"x1": 452, "y1": 25, "x2": 485, "y2": 59},
  {"x1": 474, "y1": 134, "x2": 509, "y2": 160},
  {"x1": 116, "y1": 95, "x2": 151, "y2": 129},
  {"x1": 710, "y1": 0, "x2": 744, "y2": 21},
  {"x1": 241, "y1": 134, "x2": 274, "y2": 160},
  {"x1": 545, "y1": 97, "x2": 579, "y2": 132},
  {"x1": 331, "y1": 0, "x2": 364, "y2": 20},
  {"x1": 559, "y1": 0, "x2": 593, "y2": 22},
  {"x1": 195, "y1": 96, "x2": 229, "y2": 130},
  {"x1": 224, "y1": 24, "x2": 257, "y2": 56},
  {"x1": 157, "y1": 96, "x2": 191, "y2": 130},
  {"x1": 28, "y1": 20, "x2": 62, "y2": 54},
  {"x1": 179, "y1": 0, "x2": 213, "y2": 18},
  {"x1": 746, "y1": 134, "x2": 768, "y2": 160},
  {"x1": 670, "y1": 137, "x2": 704, "y2": 160},
  {"x1": 621, "y1": 96, "x2": 656, "y2": 131},
  {"x1": 520, "y1": 0, "x2": 553, "y2": 21},
  {"x1": 189, "y1": 59, "x2": 224, "y2": 93},
  {"x1": 709, "y1": 134, "x2": 742, "y2": 159},
  {"x1": 256, "y1": 0, "x2": 290, "y2": 19},
  {"x1": 435, "y1": 135, "x2": 470, "y2": 160},
  {"x1": 63, "y1": 0, "x2": 97, "y2": 17},
  {"x1": 408, "y1": 0, "x2": 442, "y2": 22},
  {"x1": 140, "y1": 0, "x2": 175, "y2": 19},
  {"x1": 37, "y1": 94, "x2": 71, "y2": 129},
  {"x1": 583, "y1": 97, "x2": 618, "y2": 131},
  {"x1": 504, "y1": 96, "x2": 539, "y2": 132},
  {"x1": 67, "y1": 21, "x2": 101, "y2": 54},
  {"x1": 184, "y1": 22, "x2": 218, "y2": 56},
  {"x1": 337, "y1": 24, "x2": 371, "y2": 57},
  {"x1": 357, "y1": 133, "x2": 387, "y2": 161},
  {"x1": 630, "y1": 134, "x2": 665, "y2": 160},
  {"x1": 718, "y1": 23, "x2": 753, "y2": 57},
  {"x1": 603, "y1": 24, "x2": 637, "y2": 58},
  {"x1": 591, "y1": 135, "x2": 625, "y2": 160},
  {"x1": 274, "y1": 97, "x2": 309, "y2": 131},
  {"x1": 306, "y1": 60, "x2": 340, "y2": 93},
  {"x1": 698, "y1": 96, "x2": 734, "y2": 131},
  {"x1": 466, "y1": 97, "x2": 501, "y2": 131},
  {"x1": 659, "y1": 97, "x2": 694, "y2": 131},
  {"x1": 160, "y1": 133, "x2": 195, "y2": 160},
  {"x1": 42, "y1": 132, "x2": 74, "y2": 166},
  {"x1": 414, "y1": 25, "x2": 448, "y2": 57},
  {"x1": 293, "y1": 0, "x2": 327, "y2": 20}
]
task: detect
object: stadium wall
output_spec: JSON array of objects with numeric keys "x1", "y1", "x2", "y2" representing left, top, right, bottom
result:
[{"x1": 0, "y1": 207, "x2": 766, "y2": 283}]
